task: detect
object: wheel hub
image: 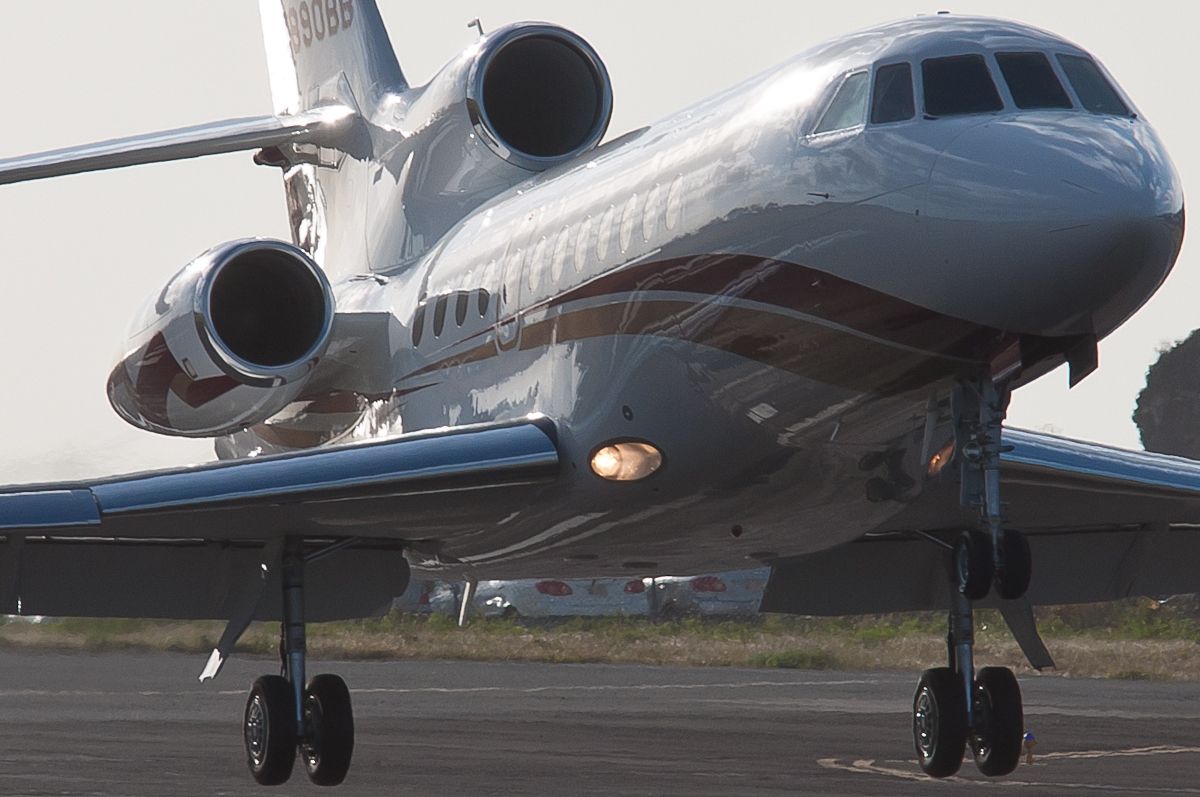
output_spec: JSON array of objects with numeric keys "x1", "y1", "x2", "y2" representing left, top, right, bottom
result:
[
  {"x1": 245, "y1": 694, "x2": 268, "y2": 766},
  {"x1": 302, "y1": 694, "x2": 324, "y2": 770},
  {"x1": 914, "y1": 687, "x2": 937, "y2": 758}
]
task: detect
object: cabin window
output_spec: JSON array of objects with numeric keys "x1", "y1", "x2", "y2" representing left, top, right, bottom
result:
[
  {"x1": 477, "y1": 288, "x2": 491, "y2": 318},
  {"x1": 665, "y1": 175, "x2": 684, "y2": 231},
  {"x1": 922, "y1": 55, "x2": 1003, "y2": 116},
  {"x1": 575, "y1": 216, "x2": 593, "y2": 272},
  {"x1": 411, "y1": 304, "x2": 426, "y2": 347},
  {"x1": 597, "y1": 205, "x2": 616, "y2": 261},
  {"x1": 529, "y1": 236, "x2": 547, "y2": 293},
  {"x1": 871, "y1": 63, "x2": 915, "y2": 123},
  {"x1": 432, "y1": 296, "x2": 448, "y2": 338},
  {"x1": 996, "y1": 52, "x2": 1072, "y2": 109},
  {"x1": 643, "y1": 183, "x2": 661, "y2": 242},
  {"x1": 813, "y1": 71, "x2": 869, "y2": 134},
  {"x1": 551, "y1": 227, "x2": 571, "y2": 282},
  {"x1": 455, "y1": 292, "x2": 469, "y2": 327},
  {"x1": 619, "y1": 194, "x2": 639, "y2": 253},
  {"x1": 1056, "y1": 55, "x2": 1131, "y2": 116}
]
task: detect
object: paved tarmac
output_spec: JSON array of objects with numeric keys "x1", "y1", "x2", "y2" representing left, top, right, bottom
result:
[{"x1": 2, "y1": 651, "x2": 1200, "y2": 795}]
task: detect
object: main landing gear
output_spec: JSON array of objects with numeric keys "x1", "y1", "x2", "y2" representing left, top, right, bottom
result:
[
  {"x1": 243, "y1": 538, "x2": 355, "y2": 787},
  {"x1": 913, "y1": 377, "x2": 1031, "y2": 779}
]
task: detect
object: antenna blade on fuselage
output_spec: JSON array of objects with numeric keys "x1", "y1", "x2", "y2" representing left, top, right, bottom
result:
[{"x1": 0, "y1": 104, "x2": 355, "y2": 186}]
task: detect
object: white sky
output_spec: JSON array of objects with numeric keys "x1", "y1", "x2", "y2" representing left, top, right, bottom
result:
[{"x1": 0, "y1": 1, "x2": 1192, "y2": 483}]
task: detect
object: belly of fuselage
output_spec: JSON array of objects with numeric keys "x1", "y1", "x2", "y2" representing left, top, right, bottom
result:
[{"x1": 391, "y1": 304, "x2": 963, "y2": 577}]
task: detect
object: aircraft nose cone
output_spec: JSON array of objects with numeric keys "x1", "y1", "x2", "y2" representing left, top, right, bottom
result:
[{"x1": 924, "y1": 116, "x2": 1184, "y2": 336}]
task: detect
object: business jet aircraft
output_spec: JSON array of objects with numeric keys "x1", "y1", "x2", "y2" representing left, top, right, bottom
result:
[{"x1": 0, "y1": 0, "x2": 1190, "y2": 786}]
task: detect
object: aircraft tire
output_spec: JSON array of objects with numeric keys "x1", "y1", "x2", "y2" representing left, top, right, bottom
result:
[
  {"x1": 913, "y1": 667, "x2": 967, "y2": 778},
  {"x1": 994, "y1": 531, "x2": 1032, "y2": 600},
  {"x1": 244, "y1": 675, "x2": 297, "y2": 786},
  {"x1": 302, "y1": 674, "x2": 355, "y2": 786},
  {"x1": 971, "y1": 667, "x2": 1023, "y2": 776}
]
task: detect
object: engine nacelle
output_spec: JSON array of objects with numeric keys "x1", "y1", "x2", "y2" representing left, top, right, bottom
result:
[
  {"x1": 108, "y1": 239, "x2": 334, "y2": 437},
  {"x1": 461, "y1": 22, "x2": 613, "y2": 171},
  {"x1": 380, "y1": 23, "x2": 613, "y2": 260}
]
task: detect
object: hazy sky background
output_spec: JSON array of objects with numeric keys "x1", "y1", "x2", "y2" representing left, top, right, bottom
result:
[{"x1": 0, "y1": 1, "x2": 1192, "y2": 483}]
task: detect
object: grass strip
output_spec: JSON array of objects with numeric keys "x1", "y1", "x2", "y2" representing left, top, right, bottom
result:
[{"x1": 3, "y1": 600, "x2": 1200, "y2": 680}]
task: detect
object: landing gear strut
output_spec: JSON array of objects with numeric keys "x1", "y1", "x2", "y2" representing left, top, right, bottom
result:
[
  {"x1": 913, "y1": 376, "x2": 1028, "y2": 778},
  {"x1": 244, "y1": 538, "x2": 355, "y2": 786}
]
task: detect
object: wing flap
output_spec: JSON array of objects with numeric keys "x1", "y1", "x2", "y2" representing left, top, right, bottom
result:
[
  {"x1": 0, "y1": 105, "x2": 355, "y2": 186},
  {"x1": 4, "y1": 539, "x2": 407, "y2": 621}
]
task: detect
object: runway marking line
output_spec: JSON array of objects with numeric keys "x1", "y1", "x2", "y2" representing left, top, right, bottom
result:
[
  {"x1": 819, "y1": 746, "x2": 1200, "y2": 793},
  {"x1": 349, "y1": 679, "x2": 878, "y2": 696},
  {"x1": 0, "y1": 679, "x2": 879, "y2": 699}
]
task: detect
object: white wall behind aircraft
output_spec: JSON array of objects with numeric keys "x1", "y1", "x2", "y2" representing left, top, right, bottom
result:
[{"x1": 0, "y1": 1, "x2": 1192, "y2": 482}]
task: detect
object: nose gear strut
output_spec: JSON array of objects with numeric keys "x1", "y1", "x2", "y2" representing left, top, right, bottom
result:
[{"x1": 914, "y1": 375, "x2": 1029, "y2": 778}]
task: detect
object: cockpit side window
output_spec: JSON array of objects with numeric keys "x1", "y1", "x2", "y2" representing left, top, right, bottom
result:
[
  {"x1": 1056, "y1": 55, "x2": 1132, "y2": 116},
  {"x1": 922, "y1": 55, "x2": 1004, "y2": 117},
  {"x1": 813, "y1": 71, "x2": 869, "y2": 134},
  {"x1": 871, "y1": 63, "x2": 915, "y2": 124},
  {"x1": 996, "y1": 52, "x2": 1072, "y2": 109}
]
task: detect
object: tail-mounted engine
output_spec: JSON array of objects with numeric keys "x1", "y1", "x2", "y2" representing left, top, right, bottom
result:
[
  {"x1": 463, "y1": 22, "x2": 613, "y2": 171},
  {"x1": 108, "y1": 239, "x2": 334, "y2": 437},
  {"x1": 375, "y1": 23, "x2": 613, "y2": 261}
]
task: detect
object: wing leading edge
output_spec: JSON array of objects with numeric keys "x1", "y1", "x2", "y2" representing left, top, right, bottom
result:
[{"x1": 0, "y1": 104, "x2": 355, "y2": 186}]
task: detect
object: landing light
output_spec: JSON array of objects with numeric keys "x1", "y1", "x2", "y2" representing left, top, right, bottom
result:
[
  {"x1": 928, "y1": 440, "x2": 955, "y2": 476},
  {"x1": 590, "y1": 441, "x2": 663, "y2": 482}
]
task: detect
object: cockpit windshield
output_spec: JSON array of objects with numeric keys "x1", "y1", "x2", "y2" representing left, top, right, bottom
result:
[
  {"x1": 996, "y1": 52, "x2": 1072, "y2": 109},
  {"x1": 1057, "y1": 55, "x2": 1132, "y2": 116},
  {"x1": 871, "y1": 63, "x2": 915, "y2": 124},
  {"x1": 922, "y1": 54, "x2": 1003, "y2": 117},
  {"x1": 813, "y1": 71, "x2": 870, "y2": 134}
]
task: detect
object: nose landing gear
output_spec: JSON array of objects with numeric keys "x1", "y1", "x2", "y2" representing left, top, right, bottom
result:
[{"x1": 914, "y1": 376, "x2": 1028, "y2": 779}]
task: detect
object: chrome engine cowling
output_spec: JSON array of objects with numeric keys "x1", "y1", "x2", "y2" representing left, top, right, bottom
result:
[
  {"x1": 107, "y1": 239, "x2": 334, "y2": 437},
  {"x1": 463, "y1": 22, "x2": 614, "y2": 171},
  {"x1": 376, "y1": 23, "x2": 613, "y2": 261}
]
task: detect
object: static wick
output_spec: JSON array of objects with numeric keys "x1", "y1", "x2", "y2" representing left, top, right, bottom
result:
[{"x1": 467, "y1": 18, "x2": 485, "y2": 37}]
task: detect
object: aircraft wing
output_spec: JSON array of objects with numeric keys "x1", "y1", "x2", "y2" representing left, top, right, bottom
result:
[
  {"x1": 0, "y1": 417, "x2": 559, "y2": 620},
  {"x1": 0, "y1": 105, "x2": 355, "y2": 185},
  {"x1": 763, "y1": 428, "x2": 1200, "y2": 616}
]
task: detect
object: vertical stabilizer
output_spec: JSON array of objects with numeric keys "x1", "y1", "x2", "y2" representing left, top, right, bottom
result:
[{"x1": 259, "y1": 0, "x2": 406, "y2": 114}]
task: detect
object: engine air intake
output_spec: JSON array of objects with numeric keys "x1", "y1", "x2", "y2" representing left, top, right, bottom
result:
[
  {"x1": 208, "y1": 247, "x2": 329, "y2": 368},
  {"x1": 470, "y1": 24, "x2": 613, "y2": 171}
]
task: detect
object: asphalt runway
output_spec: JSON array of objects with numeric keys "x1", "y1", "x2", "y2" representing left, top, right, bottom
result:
[{"x1": 2, "y1": 651, "x2": 1200, "y2": 795}]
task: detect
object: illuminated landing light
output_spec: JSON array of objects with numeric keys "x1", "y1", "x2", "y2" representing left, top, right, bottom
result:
[
  {"x1": 928, "y1": 440, "x2": 956, "y2": 476},
  {"x1": 590, "y1": 441, "x2": 663, "y2": 481}
]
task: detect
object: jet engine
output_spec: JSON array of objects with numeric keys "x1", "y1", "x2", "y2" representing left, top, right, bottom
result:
[
  {"x1": 461, "y1": 22, "x2": 613, "y2": 171},
  {"x1": 382, "y1": 23, "x2": 613, "y2": 258},
  {"x1": 107, "y1": 239, "x2": 334, "y2": 437}
]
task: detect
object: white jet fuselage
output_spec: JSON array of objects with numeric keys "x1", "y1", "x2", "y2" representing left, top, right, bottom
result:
[{"x1": 152, "y1": 16, "x2": 1186, "y2": 577}]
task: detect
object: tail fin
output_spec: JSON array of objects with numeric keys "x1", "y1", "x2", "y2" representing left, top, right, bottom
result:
[{"x1": 258, "y1": 0, "x2": 407, "y2": 114}]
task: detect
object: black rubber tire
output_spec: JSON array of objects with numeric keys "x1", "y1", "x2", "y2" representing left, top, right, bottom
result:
[
  {"x1": 913, "y1": 667, "x2": 967, "y2": 778},
  {"x1": 994, "y1": 530, "x2": 1032, "y2": 600},
  {"x1": 972, "y1": 666, "x2": 1024, "y2": 777},
  {"x1": 244, "y1": 675, "x2": 298, "y2": 786},
  {"x1": 955, "y1": 531, "x2": 994, "y2": 601},
  {"x1": 302, "y1": 674, "x2": 355, "y2": 786}
]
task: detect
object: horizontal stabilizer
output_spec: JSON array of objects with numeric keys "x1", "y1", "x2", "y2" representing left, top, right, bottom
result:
[{"x1": 0, "y1": 104, "x2": 355, "y2": 186}]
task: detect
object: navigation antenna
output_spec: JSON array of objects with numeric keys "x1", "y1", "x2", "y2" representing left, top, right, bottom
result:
[{"x1": 467, "y1": 18, "x2": 485, "y2": 37}]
